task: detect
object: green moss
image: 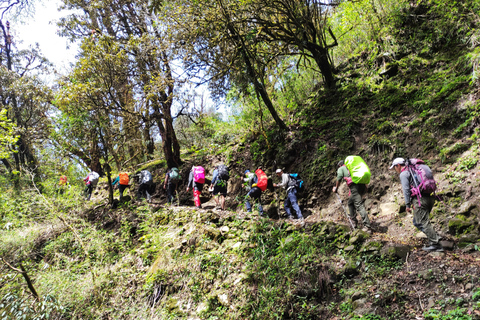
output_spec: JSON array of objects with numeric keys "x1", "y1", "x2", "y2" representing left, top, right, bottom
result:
[{"x1": 448, "y1": 218, "x2": 475, "y2": 236}]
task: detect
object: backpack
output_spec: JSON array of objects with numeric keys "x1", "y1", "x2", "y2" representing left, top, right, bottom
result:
[
  {"x1": 119, "y1": 172, "x2": 129, "y2": 185},
  {"x1": 89, "y1": 172, "x2": 100, "y2": 187},
  {"x1": 59, "y1": 175, "x2": 67, "y2": 185},
  {"x1": 141, "y1": 170, "x2": 153, "y2": 184},
  {"x1": 405, "y1": 158, "x2": 437, "y2": 205},
  {"x1": 344, "y1": 156, "x2": 371, "y2": 184},
  {"x1": 193, "y1": 166, "x2": 205, "y2": 184},
  {"x1": 255, "y1": 168, "x2": 268, "y2": 192},
  {"x1": 288, "y1": 173, "x2": 304, "y2": 191},
  {"x1": 217, "y1": 165, "x2": 230, "y2": 181},
  {"x1": 170, "y1": 168, "x2": 181, "y2": 181}
]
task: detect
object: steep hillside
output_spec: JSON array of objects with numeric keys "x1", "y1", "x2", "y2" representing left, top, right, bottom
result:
[{"x1": 2, "y1": 1, "x2": 480, "y2": 319}]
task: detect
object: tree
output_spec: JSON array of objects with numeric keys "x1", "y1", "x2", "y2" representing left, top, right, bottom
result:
[
  {"x1": 1, "y1": 4, "x2": 53, "y2": 179},
  {"x1": 245, "y1": 0, "x2": 339, "y2": 90},
  {"x1": 57, "y1": 0, "x2": 183, "y2": 168}
]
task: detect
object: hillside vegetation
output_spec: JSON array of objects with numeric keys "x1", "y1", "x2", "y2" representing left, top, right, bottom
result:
[{"x1": 1, "y1": 0, "x2": 480, "y2": 319}]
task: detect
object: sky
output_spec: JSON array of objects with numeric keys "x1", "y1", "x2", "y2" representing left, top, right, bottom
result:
[{"x1": 13, "y1": 0, "x2": 78, "y2": 73}]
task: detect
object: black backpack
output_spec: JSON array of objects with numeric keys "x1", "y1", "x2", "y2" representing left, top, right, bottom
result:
[{"x1": 217, "y1": 165, "x2": 230, "y2": 181}]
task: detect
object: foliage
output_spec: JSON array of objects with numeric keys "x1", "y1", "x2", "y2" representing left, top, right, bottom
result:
[
  {"x1": 0, "y1": 292, "x2": 66, "y2": 320},
  {"x1": 0, "y1": 109, "x2": 18, "y2": 159},
  {"x1": 424, "y1": 307, "x2": 473, "y2": 320}
]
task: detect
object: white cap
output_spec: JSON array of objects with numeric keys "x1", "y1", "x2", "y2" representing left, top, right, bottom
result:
[
  {"x1": 389, "y1": 157, "x2": 405, "y2": 169},
  {"x1": 275, "y1": 169, "x2": 282, "y2": 174}
]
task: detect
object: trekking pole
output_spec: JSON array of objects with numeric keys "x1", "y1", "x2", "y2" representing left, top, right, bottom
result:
[
  {"x1": 336, "y1": 193, "x2": 355, "y2": 230},
  {"x1": 405, "y1": 159, "x2": 422, "y2": 207}
]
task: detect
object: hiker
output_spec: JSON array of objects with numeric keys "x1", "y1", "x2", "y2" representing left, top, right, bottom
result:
[
  {"x1": 273, "y1": 169, "x2": 304, "y2": 221},
  {"x1": 164, "y1": 167, "x2": 181, "y2": 204},
  {"x1": 83, "y1": 171, "x2": 99, "y2": 201},
  {"x1": 59, "y1": 175, "x2": 68, "y2": 186},
  {"x1": 58, "y1": 175, "x2": 68, "y2": 194},
  {"x1": 187, "y1": 166, "x2": 205, "y2": 208},
  {"x1": 390, "y1": 157, "x2": 443, "y2": 252},
  {"x1": 243, "y1": 169, "x2": 263, "y2": 216},
  {"x1": 137, "y1": 170, "x2": 153, "y2": 202},
  {"x1": 333, "y1": 160, "x2": 372, "y2": 231},
  {"x1": 210, "y1": 164, "x2": 229, "y2": 211},
  {"x1": 112, "y1": 172, "x2": 129, "y2": 201}
]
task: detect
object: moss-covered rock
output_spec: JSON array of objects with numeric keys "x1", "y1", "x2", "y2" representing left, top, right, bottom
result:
[
  {"x1": 380, "y1": 245, "x2": 410, "y2": 260},
  {"x1": 448, "y1": 218, "x2": 475, "y2": 235}
]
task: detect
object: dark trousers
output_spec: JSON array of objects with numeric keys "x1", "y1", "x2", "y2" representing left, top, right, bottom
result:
[
  {"x1": 137, "y1": 183, "x2": 151, "y2": 201},
  {"x1": 119, "y1": 184, "x2": 128, "y2": 200},
  {"x1": 245, "y1": 187, "x2": 263, "y2": 214},
  {"x1": 84, "y1": 184, "x2": 93, "y2": 200},
  {"x1": 284, "y1": 188, "x2": 303, "y2": 219},
  {"x1": 413, "y1": 195, "x2": 440, "y2": 245},
  {"x1": 167, "y1": 183, "x2": 176, "y2": 204}
]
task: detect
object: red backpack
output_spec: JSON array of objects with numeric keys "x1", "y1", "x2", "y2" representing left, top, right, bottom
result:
[{"x1": 255, "y1": 169, "x2": 268, "y2": 191}]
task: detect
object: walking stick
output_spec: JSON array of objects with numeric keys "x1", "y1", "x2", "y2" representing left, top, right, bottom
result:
[{"x1": 336, "y1": 193, "x2": 355, "y2": 230}]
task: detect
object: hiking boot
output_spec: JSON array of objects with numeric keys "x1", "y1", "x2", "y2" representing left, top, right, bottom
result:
[{"x1": 422, "y1": 244, "x2": 444, "y2": 252}]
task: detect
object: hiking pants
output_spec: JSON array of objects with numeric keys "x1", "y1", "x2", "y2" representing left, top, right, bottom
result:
[
  {"x1": 84, "y1": 184, "x2": 93, "y2": 200},
  {"x1": 348, "y1": 184, "x2": 370, "y2": 227},
  {"x1": 412, "y1": 195, "x2": 440, "y2": 245},
  {"x1": 245, "y1": 187, "x2": 263, "y2": 215},
  {"x1": 167, "y1": 183, "x2": 176, "y2": 204},
  {"x1": 285, "y1": 188, "x2": 303, "y2": 219},
  {"x1": 193, "y1": 189, "x2": 201, "y2": 207},
  {"x1": 137, "y1": 183, "x2": 151, "y2": 201},
  {"x1": 119, "y1": 184, "x2": 128, "y2": 201}
]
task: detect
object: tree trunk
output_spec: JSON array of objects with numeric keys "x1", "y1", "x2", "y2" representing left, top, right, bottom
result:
[
  {"x1": 224, "y1": 19, "x2": 288, "y2": 131},
  {"x1": 308, "y1": 44, "x2": 336, "y2": 90}
]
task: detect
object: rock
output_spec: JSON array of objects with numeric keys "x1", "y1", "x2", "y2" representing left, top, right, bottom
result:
[
  {"x1": 461, "y1": 244, "x2": 477, "y2": 253},
  {"x1": 440, "y1": 240, "x2": 455, "y2": 251},
  {"x1": 415, "y1": 232, "x2": 428, "y2": 239},
  {"x1": 349, "y1": 229, "x2": 370, "y2": 245},
  {"x1": 361, "y1": 241, "x2": 383, "y2": 253},
  {"x1": 345, "y1": 245, "x2": 355, "y2": 252},
  {"x1": 418, "y1": 269, "x2": 433, "y2": 279},
  {"x1": 341, "y1": 258, "x2": 359, "y2": 277},
  {"x1": 196, "y1": 302, "x2": 208, "y2": 313},
  {"x1": 380, "y1": 244, "x2": 410, "y2": 260},
  {"x1": 429, "y1": 251, "x2": 445, "y2": 258},
  {"x1": 166, "y1": 298, "x2": 180, "y2": 312},
  {"x1": 379, "y1": 203, "x2": 399, "y2": 217},
  {"x1": 218, "y1": 293, "x2": 229, "y2": 306},
  {"x1": 379, "y1": 62, "x2": 399, "y2": 78},
  {"x1": 219, "y1": 226, "x2": 230, "y2": 235},
  {"x1": 352, "y1": 298, "x2": 367, "y2": 310},
  {"x1": 458, "y1": 201, "x2": 477, "y2": 216},
  {"x1": 458, "y1": 234, "x2": 480, "y2": 248},
  {"x1": 232, "y1": 242, "x2": 242, "y2": 249},
  {"x1": 351, "y1": 291, "x2": 366, "y2": 302},
  {"x1": 448, "y1": 218, "x2": 475, "y2": 236},
  {"x1": 203, "y1": 226, "x2": 220, "y2": 240}
]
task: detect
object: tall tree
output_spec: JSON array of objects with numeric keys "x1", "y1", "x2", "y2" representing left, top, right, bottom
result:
[
  {"x1": 1, "y1": 3, "x2": 53, "y2": 178},
  {"x1": 57, "y1": 0, "x2": 182, "y2": 168},
  {"x1": 163, "y1": 0, "x2": 289, "y2": 131}
]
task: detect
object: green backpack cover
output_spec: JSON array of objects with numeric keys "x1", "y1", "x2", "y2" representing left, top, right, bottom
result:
[{"x1": 344, "y1": 156, "x2": 371, "y2": 184}]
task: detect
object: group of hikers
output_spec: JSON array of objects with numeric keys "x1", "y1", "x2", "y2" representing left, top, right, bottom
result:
[{"x1": 76, "y1": 154, "x2": 444, "y2": 252}]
